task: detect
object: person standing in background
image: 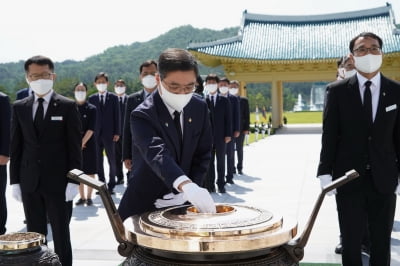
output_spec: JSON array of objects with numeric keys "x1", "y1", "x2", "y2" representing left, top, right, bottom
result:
[
  {"x1": 88, "y1": 72, "x2": 120, "y2": 195},
  {"x1": 0, "y1": 92, "x2": 11, "y2": 235},
  {"x1": 229, "y1": 80, "x2": 249, "y2": 175},
  {"x1": 204, "y1": 74, "x2": 232, "y2": 193},
  {"x1": 73, "y1": 82, "x2": 97, "y2": 206},
  {"x1": 218, "y1": 77, "x2": 240, "y2": 185},
  {"x1": 122, "y1": 60, "x2": 158, "y2": 180},
  {"x1": 114, "y1": 79, "x2": 127, "y2": 185},
  {"x1": 317, "y1": 32, "x2": 400, "y2": 265},
  {"x1": 10, "y1": 55, "x2": 82, "y2": 266}
]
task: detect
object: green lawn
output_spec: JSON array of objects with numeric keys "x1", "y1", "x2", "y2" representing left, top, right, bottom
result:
[
  {"x1": 244, "y1": 111, "x2": 322, "y2": 145},
  {"x1": 250, "y1": 111, "x2": 323, "y2": 124}
]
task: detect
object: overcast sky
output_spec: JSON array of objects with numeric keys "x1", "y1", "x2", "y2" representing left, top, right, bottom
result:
[{"x1": 0, "y1": 0, "x2": 398, "y2": 63}]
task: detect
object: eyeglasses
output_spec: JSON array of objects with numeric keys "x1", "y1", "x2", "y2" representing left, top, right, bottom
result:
[
  {"x1": 28, "y1": 73, "x2": 54, "y2": 81},
  {"x1": 162, "y1": 80, "x2": 195, "y2": 94},
  {"x1": 353, "y1": 47, "x2": 381, "y2": 56}
]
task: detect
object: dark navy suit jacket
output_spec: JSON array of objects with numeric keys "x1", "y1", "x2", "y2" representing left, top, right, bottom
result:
[
  {"x1": 206, "y1": 94, "x2": 232, "y2": 146},
  {"x1": 88, "y1": 92, "x2": 120, "y2": 140},
  {"x1": 318, "y1": 74, "x2": 400, "y2": 194},
  {"x1": 122, "y1": 89, "x2": 146, "y2": 161},
  {"x1": 10, "y1": 93, "x2": 82, "y2": 194},
  {"x1": 0, "y1": 92, "x2": 10, "y2": 157},
  {"x1": 16, "y1": 88, "x2": 31, "y2": 100},
  {"x1": 227, "y1": 94, "x2": 240, "y2": 133},
  {"x1": 118, "y1": 91, "x2": 212, "y2": 220}
]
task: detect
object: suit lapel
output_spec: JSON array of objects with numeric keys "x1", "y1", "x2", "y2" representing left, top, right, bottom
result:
[
  {"x1": 24, "y1": 96, "x2": 37, "y2": 140},
  {"x1": 38, "y1": 93, "x2": 59, "y2": 138},
  {"x1": 373, "y1": 75, "x2": 389, "y2": 128},
  {"x1": 154, "y1": 92, "x2": 182, "y2": 161},
  {"x1": 182, "y1": 104, "x2": 194, "y2": 161}
]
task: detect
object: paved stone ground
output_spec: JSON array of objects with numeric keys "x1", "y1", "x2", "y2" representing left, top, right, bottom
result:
[{"x1": 4, "y1": 124, "x2": 400, "y2": 265}]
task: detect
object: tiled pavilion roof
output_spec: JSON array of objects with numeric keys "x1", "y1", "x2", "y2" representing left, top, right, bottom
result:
[{"x1": 187, "y1": 4, "x2": 400, "y2": 61}]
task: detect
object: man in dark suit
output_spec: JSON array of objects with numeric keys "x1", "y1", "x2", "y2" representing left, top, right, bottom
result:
[
  {"x1": 229, "y1": 80, "x2": 250, "y2": 175},
  {"x1": 113, "y1": 79, "x2": 127, "y2": 185},
  {"x1": 122, "y1": 60, "x2": 158, "y2": 181},
  {"x1": 88, "y1": 72, "x2": 120, "y2": 194},
  {"x1": 15, "y1": 87, "x2": 32, "y2": 100},
  {"x1": 218, "y1": 77, "x2": 240, "y2": 184},
  {"x1": 10, "y1": 55, "x2": 82, "y2": 266},
  {"x1": 118, "y1": 48, "x2": 215, "y2": 220},
  {"x1": 204, "y1": 74, "x2": 232, "y2": 193},
  {"x1": 0, "y1": 92, "x2": 11, "y2": 235},
  {"x1": 317, "y1": 32, "x2": 400, "y2": 266}
]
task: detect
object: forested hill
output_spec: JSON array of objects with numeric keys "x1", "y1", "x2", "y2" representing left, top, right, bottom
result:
[{"x1": 0, "y1": 25, "x2": 239, "y2": 99}]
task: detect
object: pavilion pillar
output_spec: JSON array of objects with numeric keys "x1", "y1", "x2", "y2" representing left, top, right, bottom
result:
[{"x1": 271, "y1": 80, "x2": 283, "y2": 128}]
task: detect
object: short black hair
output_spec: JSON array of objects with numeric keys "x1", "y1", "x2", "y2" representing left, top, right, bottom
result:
[
  {"x1": 349, "y1": 32, "x2": 383, "y2": 53},
  {"x1": 219, "y1": 77, "x2": 230, "y2": 84},
  {"x1": 158, "y1": 48, "x2": 198, "y2": 80},
  {"x1": 24, "y1": 55, "x2": 54, "y2": 73},
  {"x1": 73, "y1": 82, "x2": 88, "y2": 91},
  {"x1": 94, "y1": 72, "x2": 109, "y2": 82},
  {"x1": 115, "y1": 79, "x2": 126, "y2": 85},
  {"x1": 139, "y1": 60, "x2": 158, "y2": 73},
  {"x1": 205, "y1": 73, "x2": 219, "y2": 83}
]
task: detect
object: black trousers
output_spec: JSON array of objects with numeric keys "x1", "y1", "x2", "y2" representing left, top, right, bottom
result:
[
  {"x1": 22, "y1": 190, "x2": 73, "y2": 266},
  {"x1": 226, "y1": 138, "x2": 235, "y2": 180},
  {"x1": 0, "y1": 165, "x2": 7, "y2": 235},
  {"x1": 96, "y1": 135, "x2": 116, "y2": 190},
  {"x1": 206, "y1": 142, "x2": 226, "y2": 189},
  {"x1": 115, "y1": 138, "x2": 124, "y2": 180},
  {"x1": 235, "y1": 132, "x2": 245, "y2": 172},
  {"x1": 336, "y1": 171, "x2": 396, "y2": 266}
]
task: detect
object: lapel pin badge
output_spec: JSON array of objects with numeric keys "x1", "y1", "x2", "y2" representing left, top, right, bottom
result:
[
  {"x1": 382, "y1": 92, "x2": 386, "y2": 96},
  {"x1": 188, "y1": 118, "x2": 192, "y2": 123},
  {"x1": 165, "y1": 122, "x2": 168, "y2": 127}
]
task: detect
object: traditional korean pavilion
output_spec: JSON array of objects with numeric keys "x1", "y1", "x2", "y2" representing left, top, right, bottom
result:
[{"x1": 188, "y1": 3, "x2": 400, "y2": 128}]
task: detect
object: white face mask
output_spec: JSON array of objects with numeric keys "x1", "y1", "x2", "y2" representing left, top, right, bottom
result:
[
  {"x1": 159, "y1": 82, "x2": 193, "y2": 112},
  {"x1": 229, "y1": 88, "x2": 239, "y2": 95},
  {"x1": 354, "y1": 54, "x2": 382, "y2": 74},
  {"x1": 96, "y1": 83, "x2": 107, "y2": 93},
  {"x1": 114, "y1": 86, "x2": 126, "y2": 95},
  {"x1": 141, "y1": 75, "x2": 157, "y2": 89},
  {"x1": 344, "y1": 69, "x2": 357, "y2": 78},
  {"x1": 219, "y1": 86, "x2": 229, "y2": 94},
  {"x1": 74, "y1": 91, "x2": 86, "y2": 102},
  {"x1": 205, "y1": 84, "x2": 218, "y2": 94},
  {"x1": 29, "y1": 79, "x2": 53, "y2": 96}
]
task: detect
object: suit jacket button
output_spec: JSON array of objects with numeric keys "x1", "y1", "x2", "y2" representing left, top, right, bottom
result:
[{"x1": 368, "y1": 136, "x2": 372, "y2": 141}]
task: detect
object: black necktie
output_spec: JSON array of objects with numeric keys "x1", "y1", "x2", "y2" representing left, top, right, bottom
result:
[
  {"x1": 100, "y1": 95, "x2": 104, "y2": 110},
  {"x1": 34, "y1": 98, "x2": 44, "y2": 136},
  {"x1": 173, "y1": 111, "x2": 183, "y2": 145},
  {"x1": 364, "y1": 81, "x2": 372, "y2": 126},
  {"x1": 119, "y1": 97, "x2": 123, "y2": 115},
  {"x1": 211, "y1": 95, "x2": 214, "y2": 106}
]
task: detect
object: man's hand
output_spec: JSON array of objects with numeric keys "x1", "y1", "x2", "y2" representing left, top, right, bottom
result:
[
  {"x1": 233, "y1": 131, "x2": 240, "y2": 138},
  {"x1": 124, "y1": 159, "x2": 132, "y2": 171},
  {"x1": 65, "y1": 183, "x2": 79, "y2": 202},
  {"x1": 224, "y1": 136, "x2": 231, "y2": 143},
  {"x1": 0, "y1": 155, "x2": 9, "y2": 165},
  {"x1": 12, "y1": 184, "x2": 22, "y2": 202},
  {"x1": 181, "y1": 182, "x2": 216, "y2": 213},
  {"x1": 319, "y1": 174, "x2": 336, "y2": 196},
  {"x1": 154, "y1": 193, "x2": 186, "y2": 208}
]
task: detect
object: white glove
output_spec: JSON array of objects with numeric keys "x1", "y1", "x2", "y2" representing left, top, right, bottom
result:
[
  {"x1": 154, "y1": 193, "x2": 187, "y2": 208},
  {"x1": 65, "y1": 183, "x2": 79, "y2": 202},
  {"x1": 181, "y1": 183, "x2": 216, "y2": 213},
  {"x1": 395, "y1": 180, "x2": 400, "y2": 195},
  {"x1": 319, "y1": 174, "x2": 337, "y2": 196},
  {"x1": 11, "y1": 184, "x2": 22, "y2": 202}
]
